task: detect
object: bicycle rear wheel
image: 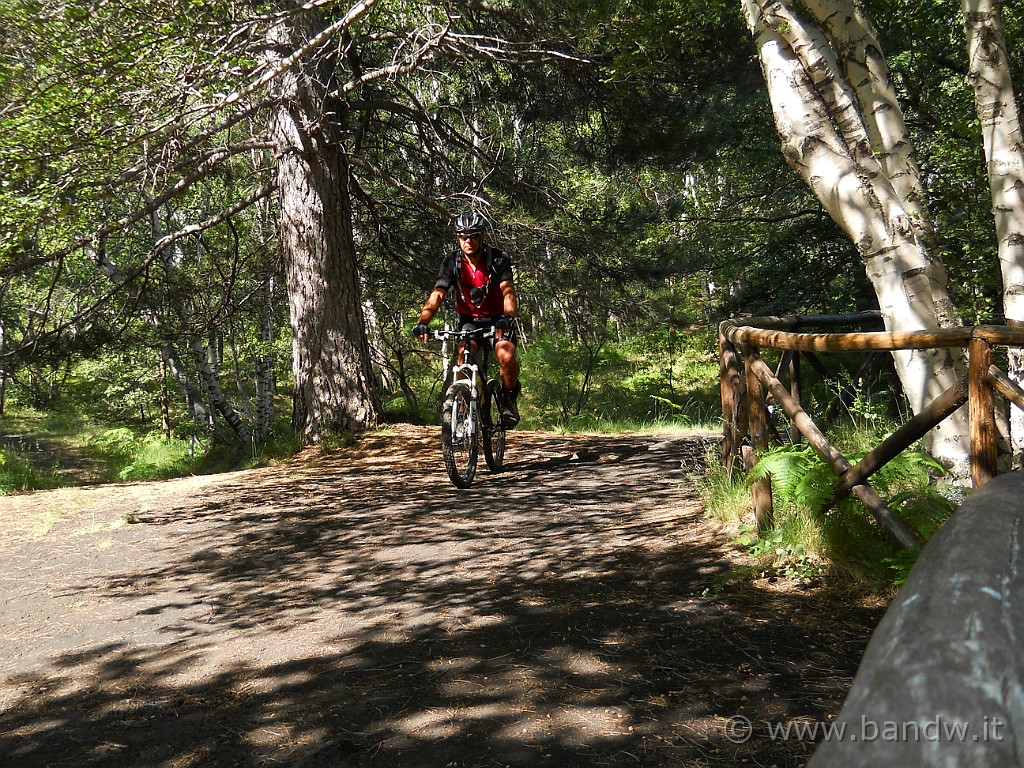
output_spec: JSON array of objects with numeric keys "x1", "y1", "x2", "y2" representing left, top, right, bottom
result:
[
  {"x1": 483, "y1": 379, "x2": 506, "y2": 471},
  {"x1": 442, "y1": 382, "x2": 478, "y2": 488}
]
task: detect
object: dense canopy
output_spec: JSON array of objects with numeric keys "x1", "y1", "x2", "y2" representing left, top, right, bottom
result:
[{"x1": 0, "y1": 0, "x2": 1018, "y2": 456}]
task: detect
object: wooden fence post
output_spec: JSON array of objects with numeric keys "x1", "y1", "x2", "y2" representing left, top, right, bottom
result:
[
  {"x1": 718, "y1": 316, "x2": 1024, "y2": 543},
  {"x1": 743, "y1": 342, "x2": 773, "y2": 531},
  {"x1": 789, "y1": 351, "x2": 802, "y2": 444},
  {"x1": 969, "y1": 333, "x2": 997, "y2": 488},
  {"x1": 749, "y1": 356, "x2": 919, "y2": 549},
  {"x1": 719, "y1": 326, "x2": 744, "y2": 474}
]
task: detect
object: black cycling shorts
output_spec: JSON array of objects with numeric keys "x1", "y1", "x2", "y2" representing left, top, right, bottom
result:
[{"x1": 457, "y1": 315, "x2": 518, "y2": 346}]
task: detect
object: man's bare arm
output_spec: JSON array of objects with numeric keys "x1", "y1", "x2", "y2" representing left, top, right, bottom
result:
[
  {"x1": 415, "y1": 288, "x2": 447, "y2": 341},
  {"x1": 500, "y1": 281, "x2": 517, "y2": 317}
]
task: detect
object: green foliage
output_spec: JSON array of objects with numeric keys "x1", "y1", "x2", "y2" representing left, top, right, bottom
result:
[
  {"x1": 520, "y1": 327, "x2": 718, "y2": 430},
  {"x1": 316, "y1": 428, "x2": 358, "y2": 455},
  {"x1": 88, "y1": 428, "x2": 194, "y2": 481},
  {"x1": 748, "y1": 444, "x2": 837, "y2": 512},
  {"x1": 744, "y1": 522, "x2": 827, "y2": 584},
  {"x1": 243, "y1": 426, "x2": 304, "y2": 469},
  {"x1": 744, "y1": 439, "x2": 955, "y2": 584},
  {"x1": 0, "y1": 447, "x2": 62, "y2": 495},
  {"x1": 698, "y1": 447, "x2": 755, "y2": 528},
  {"x1": 88, "y1": 428, "x2": 137, "y2": 457},
  {"x1": 115, "y1": 433, "x2": 194, "y2": 482},
  {"x1": 883, "y1": 547, "x2": 923, "y2": 588},
  {"x1": 704, "y1": 374, "x2": 959, "y2": 588}
]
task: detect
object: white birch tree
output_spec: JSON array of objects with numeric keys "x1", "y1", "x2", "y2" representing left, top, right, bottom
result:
[
  {"x1": 740, "y1": 0, "x2": 972, "y2": 477},
  {"x1": 963, "y1": 0, "x2": 1024, "y2": 458}
]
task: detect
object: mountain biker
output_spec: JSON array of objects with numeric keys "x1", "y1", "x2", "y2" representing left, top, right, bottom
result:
[{"x1": 412, "y1": 210, "x2": 522, "y2": 427}]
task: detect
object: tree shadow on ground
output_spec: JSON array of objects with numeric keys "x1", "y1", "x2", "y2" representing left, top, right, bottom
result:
[{"x1": 0, "y1": 427, "x2": 884, "y2": 767}]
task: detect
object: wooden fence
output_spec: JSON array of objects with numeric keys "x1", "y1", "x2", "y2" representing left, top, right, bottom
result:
[
  {"x1": 719, "y1": 311, "x2": 1024, "y2": 549},
  {"x1": 808, "y1": 470, "x2": 1024, "y2": 766}
]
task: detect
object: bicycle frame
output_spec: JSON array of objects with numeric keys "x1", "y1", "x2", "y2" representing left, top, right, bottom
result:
[
  {"x1": 432, "y1": 324, "x2": 506, "y2": 487},
  {"x1": 434, "y1": 325, "x2": 495, "y2": 400}
]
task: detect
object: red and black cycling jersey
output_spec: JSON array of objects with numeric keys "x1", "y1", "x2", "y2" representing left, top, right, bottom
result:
[{"x1": 432, "y1": 244, "x2": 514, "y2": 319}]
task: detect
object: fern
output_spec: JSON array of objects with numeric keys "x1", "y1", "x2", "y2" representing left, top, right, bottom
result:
[
  {"x1": 745, "y1": 440, "x2": 954, "y2": 584},
  {"x1": 748, "y1": 444, "x2": 836, "y2": 510},
  {"x1": 751, "y1": 442, "x2": 947, "y2": 515},
  {"x1": 884, "y1": 547, "x2": 922, "y2": 587}
]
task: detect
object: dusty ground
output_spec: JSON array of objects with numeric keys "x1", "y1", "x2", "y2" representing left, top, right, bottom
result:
[{"x1": 0, "y1": 425, "x2": 887, "y2": 767}]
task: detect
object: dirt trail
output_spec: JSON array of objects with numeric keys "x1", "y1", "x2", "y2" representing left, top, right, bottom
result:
[{"x1": 0, "y1": 425, "x2": 885, "y2": 767}]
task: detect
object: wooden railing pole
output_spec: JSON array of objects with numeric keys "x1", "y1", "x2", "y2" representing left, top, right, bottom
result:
[
  {"x1": 969, "y1": 334, "x2": 997, "y2": 488},
  {"x1": 743, "y1": 342, "x2": 774, "y2": 531},
  {"x1": 789, "y1": 351, "x2": 802, "y2": 444},
  {"x1": 716, "y1": 316, "x2": 1024, "y2": 535},
  {"x1": 832, "y1": 377, "x2": 969, "y2": 501},
  {"x1": 719, "y1": 326, "x2": 744, "y2": 474},
  {"x1": 748, "y1": 356, "x2": 919, "y2": 549},
  {"x1": 987, "y1": 365, "x2": 1024, "y2": 411}
]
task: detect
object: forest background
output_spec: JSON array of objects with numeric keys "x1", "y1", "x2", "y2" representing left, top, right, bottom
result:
[{"x1": 0, "y1": 0, "x2": 1019, "y2": 498}]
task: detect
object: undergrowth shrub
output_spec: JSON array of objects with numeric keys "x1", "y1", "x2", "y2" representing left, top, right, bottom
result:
[
  {"x1": 0, "y1": 449, "x2": 62, "y2": 494},
  {"x1": 522, "y1": 329, "x2": 719, "y2": 430},
  {"x1": 747, "y1": 443, "x2": 956, "y2": 584},
  {"x1": 702, "y1": 422, "x2": 958, "y2": 588},
  {"x1": 90, "y1": 428, "x2": 194, "y2": 481}
]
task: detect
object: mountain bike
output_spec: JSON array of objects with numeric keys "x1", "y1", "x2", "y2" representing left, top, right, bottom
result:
[{"x1": 432, "y1": 325, "x2": 508, "y2": 488}]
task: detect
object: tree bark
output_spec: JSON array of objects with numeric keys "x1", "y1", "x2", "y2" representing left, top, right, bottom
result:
[
  {"x1": 254, "y1": 275, "x2": 276, "y2": 442},
  {"x1": 144, "y1": 209, "x2": 254, "y2": 445},
  {"x1": 740, "y1": 0, "x2": 972, "y2": 478},
  {"x1": 963, "y1": 0, "x2": 1024, "y2": 462},
  {"x1": 161, "y1": 342, "x2": 215, "y2": 436},
  {"x1": 191, "y1": 337, "x2": 253, "y2": 446},
  {"x1": 88, "y1": 229, "x2": 253, "y2": 444},
  {"x1": 267, "y1": 7, "x2": 380, "y2": 443},
  {"x1": 802, "y1": 0, "x2": 959, "y2": 330}
]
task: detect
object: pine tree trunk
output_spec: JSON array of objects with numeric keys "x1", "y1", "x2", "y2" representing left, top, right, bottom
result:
[
  {"x1": 741, "y1": 0, "x2": 972, "y2": 478},
  {"x1": 963, "y1": 0, "x2": 1024, "y2": 463},
  {"x1": 267, "y1": 9, "x2": 380, "y2": 443}
]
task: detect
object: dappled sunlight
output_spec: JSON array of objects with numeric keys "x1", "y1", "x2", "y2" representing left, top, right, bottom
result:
[{"x1": 0, "y1": 426, "x2": 883, "y2": 766}]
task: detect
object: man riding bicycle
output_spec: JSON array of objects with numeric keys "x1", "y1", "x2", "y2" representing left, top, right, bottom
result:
[{"x1": 413, "y1": 210, "x2": 522, "y2": 427}]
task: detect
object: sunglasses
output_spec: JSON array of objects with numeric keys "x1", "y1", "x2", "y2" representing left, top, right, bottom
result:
[{"x1": 458, "y1": 233, "x2": 482, "y2": 241}]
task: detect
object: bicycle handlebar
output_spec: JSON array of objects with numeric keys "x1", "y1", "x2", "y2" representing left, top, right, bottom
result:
[{"x1": 431, "y1": 327, "x2": 496, "y2": 342}]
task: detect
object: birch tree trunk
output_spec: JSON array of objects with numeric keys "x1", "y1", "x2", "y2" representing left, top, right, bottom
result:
[
  {"x1": 801, "y1": 0, "x2": 960, "y2": 330},
  {"x1": 191, "y1": 337, "x2": 253, "y2": 446},
  {"x1": 963, "y1": 0, "x2": 1024, "y2": 462},
  {"x1": 144, "y1": 210, "x2": 252, "y2": 445},
  {"x1": 161, "y1": 342, "x2": 216, "y2": 438},
  {"x1": 266, "y1": 7, "x2": 380, "y2": 442},
  {"x1": 740, "y1": 0, "x2": 971, "y2": 478},
  {"x1": 87, "y1": 233, "x2": 255, "y2": 443}
]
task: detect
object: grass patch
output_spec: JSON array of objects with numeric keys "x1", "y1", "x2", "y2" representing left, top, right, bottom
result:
[
  {"x1": 696, "y1": 446, "x2": 752, "y2": 530},
  {"x1": 89, "y1": 428, "x2": 195, "y2": 481},
  {"x1": 0, "y1": 449, "x2": 64, "y2": 495},
  {"x1": 700, "y1": 430, "x2": 958, "y2": 588}
]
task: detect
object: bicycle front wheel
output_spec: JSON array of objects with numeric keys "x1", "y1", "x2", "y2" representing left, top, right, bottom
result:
[
  {"x1": 483, "y1": 379, "x2": 506, "y2": 471},
  {"x1": 442, "y1": 382, "x2": 478, "y2": 488}
]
